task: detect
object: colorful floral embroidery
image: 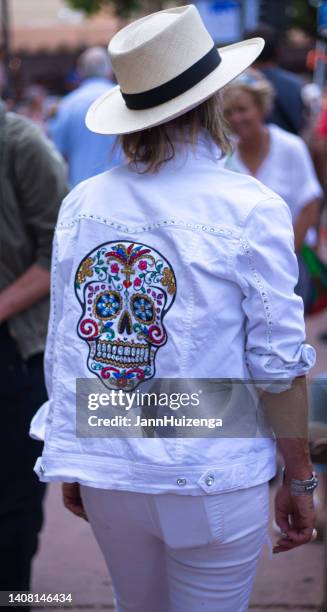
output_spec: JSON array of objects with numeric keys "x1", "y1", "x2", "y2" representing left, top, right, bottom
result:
[
  {"x1": 76, "y1": 257, "x2": 93, "y2": 286},
  {"x1": 131, "y1": 295, "x2": 156, "y2": 325},
  {"x1": 94, "y1": 291, "x2": 122, "y2": 320},
  {"x1": 75, "y1": 241, "x2": 177, "y2": 391},
  {"x1": 162, "y1": 267, "x2": 176, "y2": 295}
]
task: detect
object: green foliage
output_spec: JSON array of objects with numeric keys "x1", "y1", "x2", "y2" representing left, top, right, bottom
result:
[
  {"x1": 67, "y1": 0, "x2": 318, "y2": 31},
  {"x1": 65, "y1": 0, "x2": 158, "y2": 18},
  {"x1": 288, "y1": 0, "x2": 317, "y2": 33},
  {"x1": 66, "y1": 0, "x2": 102, "y2": 15}
]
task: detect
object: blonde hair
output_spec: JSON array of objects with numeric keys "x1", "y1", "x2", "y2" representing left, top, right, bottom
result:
[
  {"x1": 119, "y1": 92, "x2": 232, "y2": 174},
  {"x1": 223, "y1": 68, "x2": 275, "y2": 116}
]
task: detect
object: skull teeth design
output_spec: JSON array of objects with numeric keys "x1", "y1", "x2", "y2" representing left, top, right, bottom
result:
[
  {"x1": 95, "y1": 341, "x2": 151, "y2": 367},
  {"x1": 75, "y1": 241, "x2": 176, "y2": 390}
]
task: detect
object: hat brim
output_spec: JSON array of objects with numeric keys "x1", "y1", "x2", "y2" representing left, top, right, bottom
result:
[{"x1": 86, "y1": 37, "x2": 264, "y2": 135}]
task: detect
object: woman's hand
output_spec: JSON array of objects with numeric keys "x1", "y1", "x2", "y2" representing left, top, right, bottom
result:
[
  {"x1": 273, "y1": 485, "x2": 316, "y2": 553},
  {"x1": 62, "y1": 482, "x2": 89, "y2": 521}
]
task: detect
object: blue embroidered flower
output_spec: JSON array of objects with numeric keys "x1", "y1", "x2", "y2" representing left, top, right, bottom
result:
[
  {"x1": 95, "y1": 293, "x2": 121, "y2": 318},
  {"x1": 133, "y1": 297, "x2": 154, "y2": 323}
]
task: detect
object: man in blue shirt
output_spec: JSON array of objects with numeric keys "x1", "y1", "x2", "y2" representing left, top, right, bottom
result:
[
  {"x1": 246, "y1": 24, "x2": 305, "y2": 135},
  {"x1": 49, "y1": 47, "x2": 122, "y2": 187}
]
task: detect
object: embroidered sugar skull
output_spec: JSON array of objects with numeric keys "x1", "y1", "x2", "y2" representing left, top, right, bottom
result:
[{"x1": 75, "y1": 241, "x2": 176, "y2": 390}]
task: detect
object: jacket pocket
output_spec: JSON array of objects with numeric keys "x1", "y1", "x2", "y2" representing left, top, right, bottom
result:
[
  {"x1": 203, "y1": 493, "x2": 225, "y2": 544},
  {"x1": 206, "y1": 483, "x2": 270, "y2": 547},
  {"x1": 155, "y1": 493, "x2": 225, "y2": 549}
]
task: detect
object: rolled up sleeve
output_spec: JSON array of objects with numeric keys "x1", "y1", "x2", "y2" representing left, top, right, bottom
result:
[{"x1": 236, "y1": 196, "x2": 316, "y2": 391}]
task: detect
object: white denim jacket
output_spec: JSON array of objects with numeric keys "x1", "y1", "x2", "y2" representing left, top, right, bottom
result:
[{"x1": 30, "y1": 133, "x2": 315, "y2": 494}]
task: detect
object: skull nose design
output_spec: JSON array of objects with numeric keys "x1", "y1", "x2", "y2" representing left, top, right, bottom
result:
[{"x1": 119, "y1": 310, "x2": 132, "y2": 335}]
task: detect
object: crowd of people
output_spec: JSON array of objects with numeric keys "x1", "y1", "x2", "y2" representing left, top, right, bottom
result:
[{"x1": 1, "y1": 8, "x2": 327, "y2": 611}]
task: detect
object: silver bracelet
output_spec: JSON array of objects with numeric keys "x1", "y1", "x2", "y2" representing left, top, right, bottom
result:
[{"x1": 282, "y1": 468, "x2": 318, "y2": 496}]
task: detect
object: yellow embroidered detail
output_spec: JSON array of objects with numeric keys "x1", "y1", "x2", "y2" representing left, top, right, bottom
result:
[{"x1": 162, "y1": 267, "x2": 176, "y2": 295}]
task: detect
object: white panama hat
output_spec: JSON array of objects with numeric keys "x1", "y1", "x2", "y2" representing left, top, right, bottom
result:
[{"x1": 86, "y1": 4, "x2": 264, "y2": 135}]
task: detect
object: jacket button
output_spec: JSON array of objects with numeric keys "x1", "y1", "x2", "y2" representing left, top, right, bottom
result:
[
  {"x1": 177, "y1": 478, "x2": 187, "y2": 486},
  {"x1": 206, "y1": 475, "x2": 215, "y2": 487}
]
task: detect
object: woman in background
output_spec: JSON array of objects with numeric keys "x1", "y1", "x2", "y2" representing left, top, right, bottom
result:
[{"x1": 223, "y1": 70, "x2": 323, "y2": 306}]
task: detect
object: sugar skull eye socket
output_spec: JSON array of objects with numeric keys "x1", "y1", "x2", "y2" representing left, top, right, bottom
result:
[
  {"x1": 94, "y1": 291, "x2": 122, "y2": 320},
  {"x1": 131, "y1": 294, "x2": 156, "y2": 325}
]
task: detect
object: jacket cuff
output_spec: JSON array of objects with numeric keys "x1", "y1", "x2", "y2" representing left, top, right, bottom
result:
[
  {"x1": 247, "y1": 343, "x2": 316, "y2": 393},
  {"x1": 29, "y1": 400, "x2": 51, "y2": 441}
]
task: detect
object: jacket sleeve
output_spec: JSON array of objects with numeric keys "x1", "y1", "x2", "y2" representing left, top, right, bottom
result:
[
  {"x1": 13, "y1": 117, "x2": 68, "y2": 270},
  {"x1": 44, "y1": 230, "x2": 65, "y2": 400},
  {"x1": 29, "y1": 228, "x2": 65, "y2": 440},
  {"x1": 29, "y1": 184, "x2": 81, "y2": 441},
  {"x1": 236, "y1": 196, "x2": 315, "y2": 391}
]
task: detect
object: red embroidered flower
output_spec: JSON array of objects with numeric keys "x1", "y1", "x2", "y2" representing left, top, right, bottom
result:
[
  {"x1": 138, "y1": 260, "x2": 147, "y2": 270},
  {"x1": 134, "y1": 278, "x2": 142, "y2": 288},
  {"x1": 110, "y1": 263, "x2": 119, "y2": 274}
]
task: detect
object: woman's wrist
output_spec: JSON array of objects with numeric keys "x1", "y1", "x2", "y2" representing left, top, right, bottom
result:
[
  {"x1": 282, "y1": 468, "x2": 318, "y2": 496},
  {"x1": 282, "y1": 465, "x2": 314, "y2": 485}
]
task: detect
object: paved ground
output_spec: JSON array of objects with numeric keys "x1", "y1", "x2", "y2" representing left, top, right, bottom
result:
[{"x1": 31, "y1": 310, "x2": 327, "y2": 611}]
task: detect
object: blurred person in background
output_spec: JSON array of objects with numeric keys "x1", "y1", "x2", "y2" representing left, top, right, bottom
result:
[
  {"x1": 0, "y1": 102, "x2": 67, "y2": 604},
  {"x1": 48, "y1": 46, "x2": 122, "y2": 188},
  {"x1": 302, "y1": 83, "x2": 323, "y2": 143},
  {"x1": 310, "y1": 97, "x2": 327, "y2": 339},
  {"x1": 17, "y1": 85, "x2": 47, "y2": 130},
  {"x1": 223, "y1": 69, "x2": 323, "y2": 308},
  {"x1": 314, "y1": 96, "x2": 327, "y2": 195},
  {"x1": 0, "y1": 45, "x2": 8, "y2": 97},
  {"x1": 246, "y1": 24, "x2": 305, "y2": 135},
  {"x1": 310, "y1": 376, "x2": 327, "y2": 537}
]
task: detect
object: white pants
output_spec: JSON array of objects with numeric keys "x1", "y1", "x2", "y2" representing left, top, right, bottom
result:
[{"x1": 80, "y1": 483, "x2": 269, "y2": 612}]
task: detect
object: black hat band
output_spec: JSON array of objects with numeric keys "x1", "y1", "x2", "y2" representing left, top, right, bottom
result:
[{"x1": 121, "y1": 45, "x2": 221, "y2": 111}]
